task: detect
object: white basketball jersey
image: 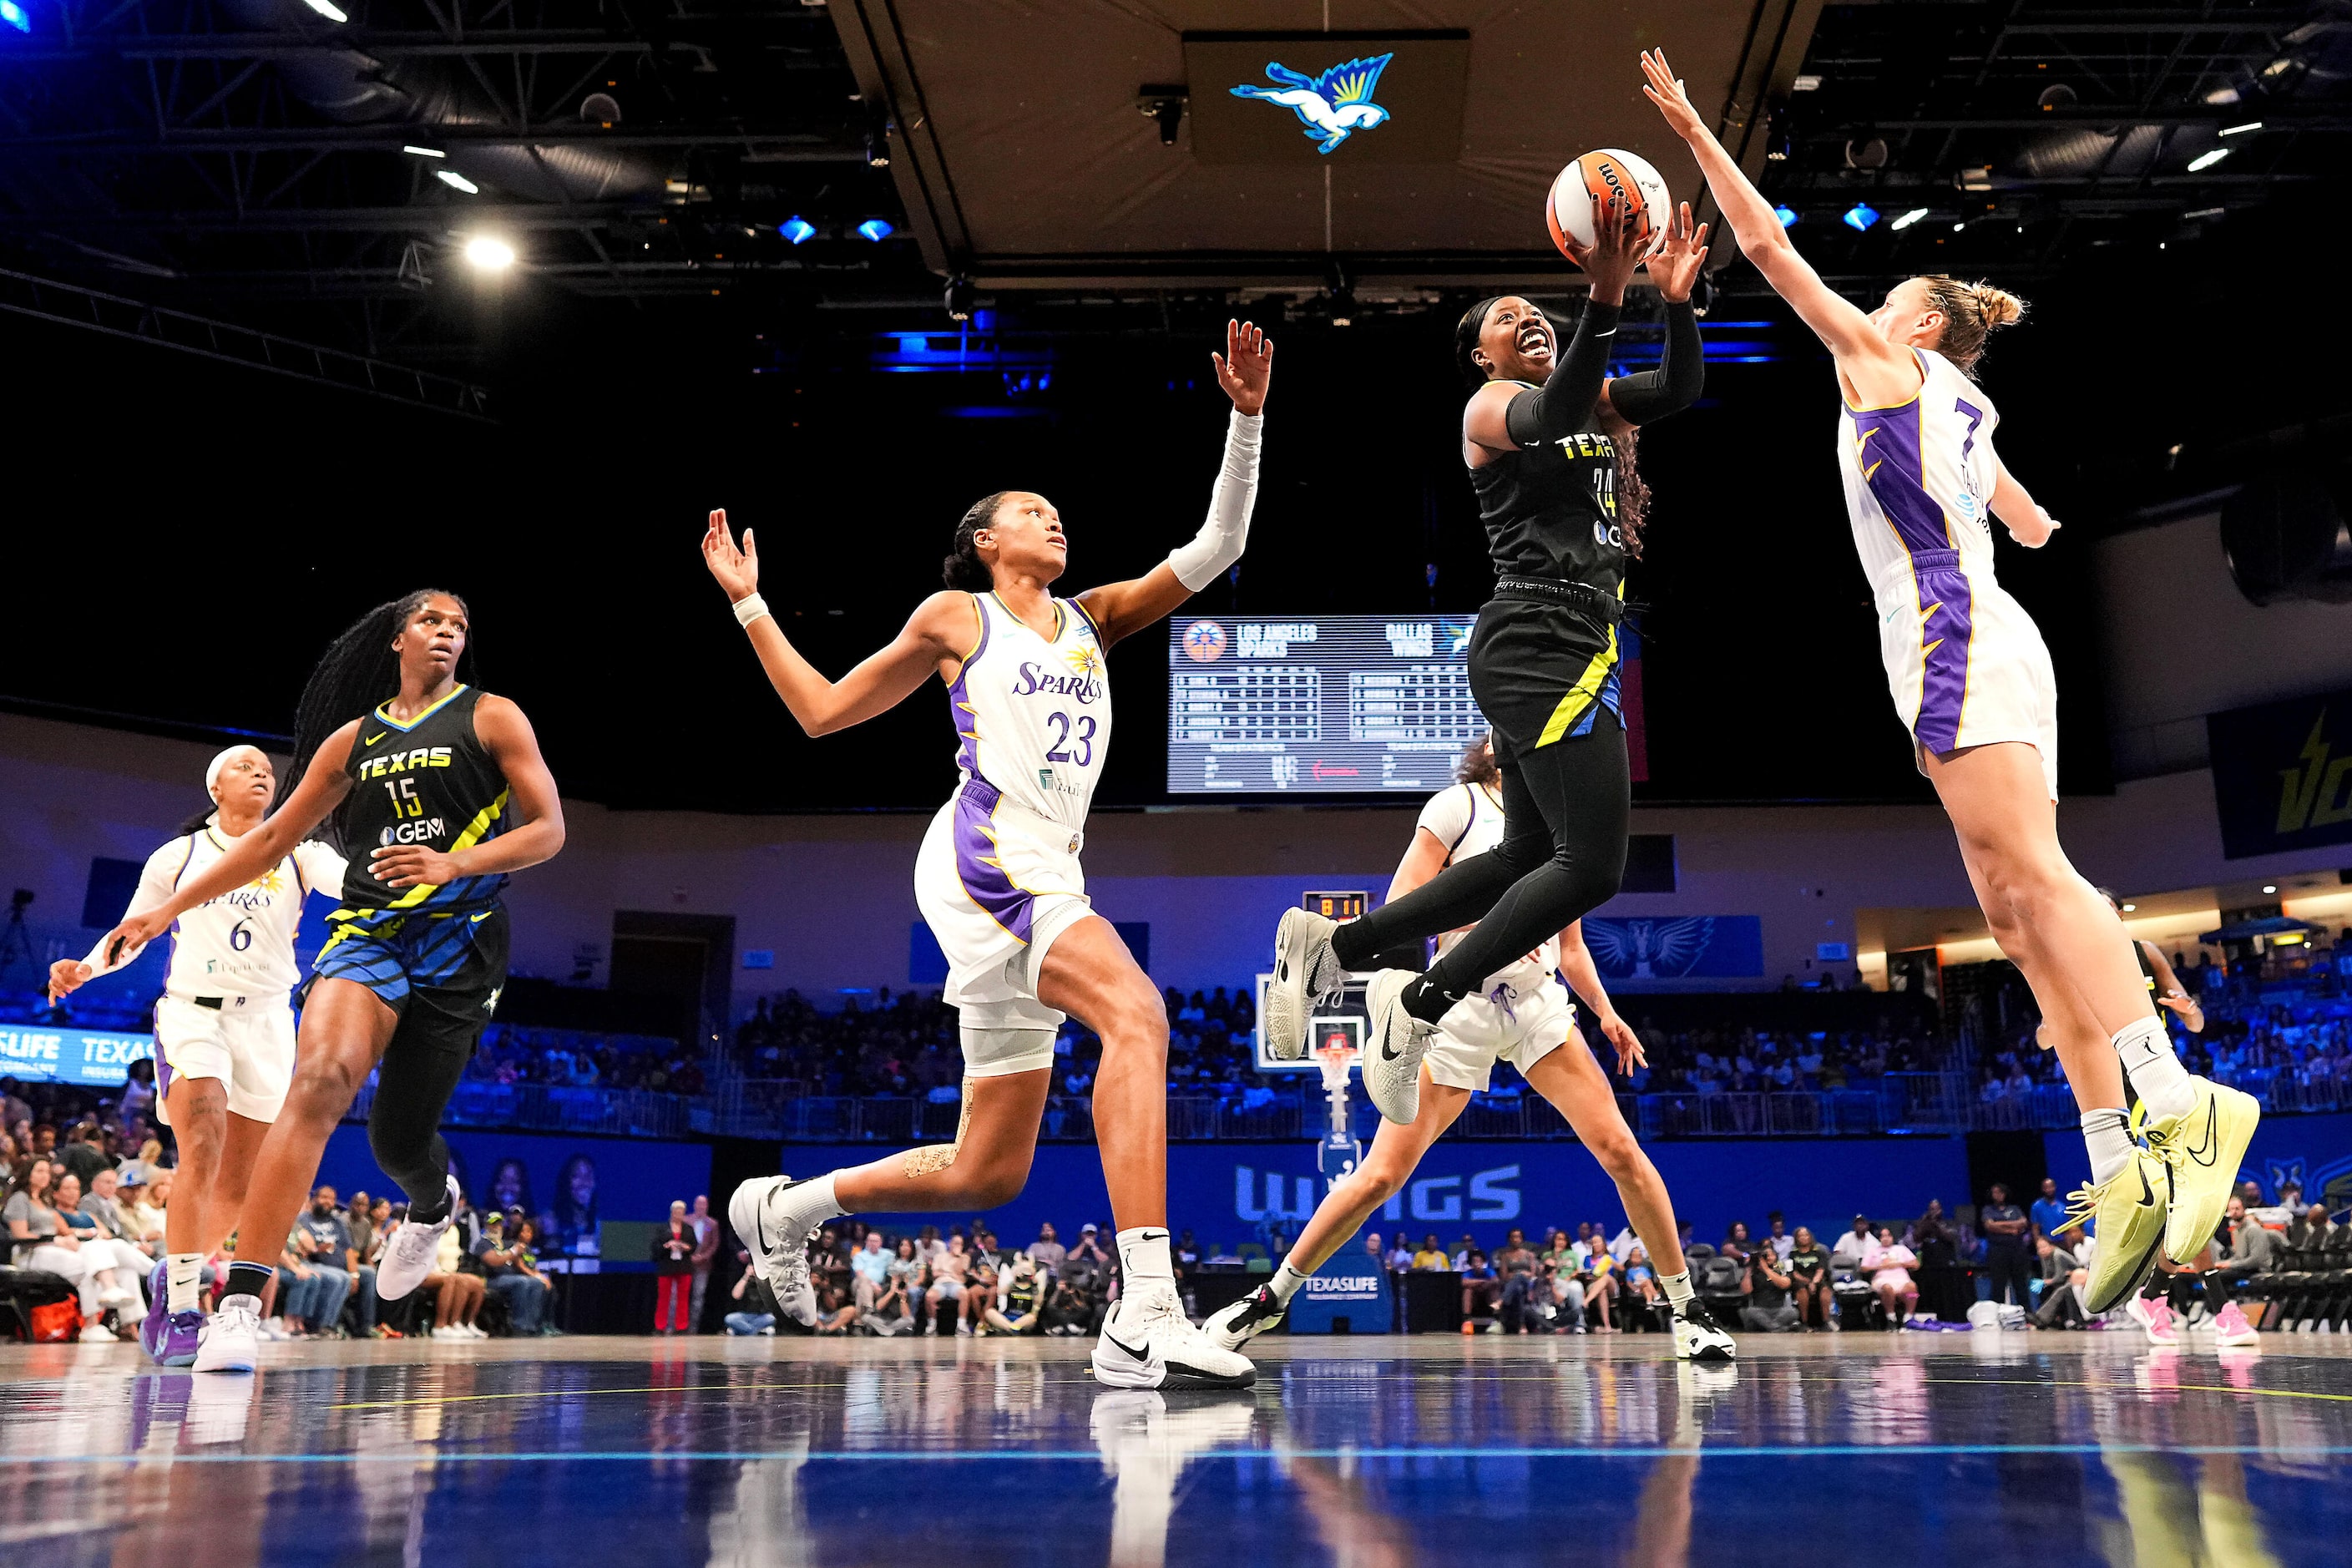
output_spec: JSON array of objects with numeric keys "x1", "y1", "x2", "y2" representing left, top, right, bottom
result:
[
  {"x1": 131, "y1": 829, "x2": 347, "y2": 999},
  {"x1": 947, "y1": 592, "x2": 1111, "y2": 832},
  {"x1": 1838, "y1": 346, "x2": 2003, "y2": 595},
  {"x1": 1415, "y1": 782, "x2": 1559, "y2": 994}
]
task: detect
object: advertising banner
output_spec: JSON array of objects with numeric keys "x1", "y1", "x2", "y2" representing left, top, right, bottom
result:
[
  {"x1": 0, "y1": 1024, "x2": 152, "y2": 1086},
  {"x1": 2207, "y1": 688, "x2": 2352, "y2": 859}
]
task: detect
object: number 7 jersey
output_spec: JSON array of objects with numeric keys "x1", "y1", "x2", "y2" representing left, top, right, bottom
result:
[
  {"x1": 946, "y1": 592, "x2": 1111, "y2": 832},
  {"x1": 337, "y1": 683, "x2": 513, "y2": 913}
]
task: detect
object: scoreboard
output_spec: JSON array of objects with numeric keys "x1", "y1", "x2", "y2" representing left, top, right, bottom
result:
[{"x1": 1168, "y1": 615, "x2": 1488, "y2": 794}]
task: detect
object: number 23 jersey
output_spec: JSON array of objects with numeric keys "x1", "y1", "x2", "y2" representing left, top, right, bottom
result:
[
  {"x1": 129, "y1": 830, "x2": 347, "y2": 1001},
  {"x1": 338, "y1": 683, "x2": 513, "y2": 913},
  {"x1": 947, "y1": 593, "x2": 1110, "y2": 833}
]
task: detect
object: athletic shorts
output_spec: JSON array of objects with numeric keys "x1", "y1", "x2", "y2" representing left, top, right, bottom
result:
[
  {"x1": 1869, "y1": 549, "x2": 2059, "y2": 802},
  {"x1": 154, "y1": 994, "x2": 296, "y2": 1124},
  {"x1": 913, "y1": 779, "x2": 1093, "y2": 1075},
  {"x1": 313, "y1": 902, "x2": 509, "y2": 1061},
  {"x1": 1468, "y1": 595, "x2": 1625, "y2": 755},
  {"x1": 1424, "y1": 975, "x2": 1577, "y2": 1094}
]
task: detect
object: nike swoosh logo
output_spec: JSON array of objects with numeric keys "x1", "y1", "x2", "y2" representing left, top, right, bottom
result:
[
  {"x1": 363, "y1": 733, "x2": 386, "y2": 746},
  {"x1": 1105, "y1": 1330, "x2": 1150, "y2": 1362},
  {"x1": 2185, "y1": 1100, "x2": 2219, "y2": 1166},
  {"x1": 1381, "y1": 1040, "x2": 1402, "y2": 1061},
  {"x1": 2137, "y1": 1164, "x2": 2156, "y2": 1207}
]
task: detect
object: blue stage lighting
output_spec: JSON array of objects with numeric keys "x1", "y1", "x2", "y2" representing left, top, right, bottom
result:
[
  {"x1": 779, "y1": 215, "x2": 816, "y2": 245},
  {"x1": 1843, "y1": 203, "x2": 1880, "y2": 232},
  {"x1": 1773, "y1": 205, "x2": 1798, "y2": 227},
  {"x1": 856, "y1": 219, "x2": 894, "y2": 242},
  {"x1": 0, "y1": 2, "x2": 29, "y2": 32}
]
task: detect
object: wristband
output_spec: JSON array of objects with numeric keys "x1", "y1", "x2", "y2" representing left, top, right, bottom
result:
[{"x1": 732, "y1": 594, "x2": 771, "y2": 628}]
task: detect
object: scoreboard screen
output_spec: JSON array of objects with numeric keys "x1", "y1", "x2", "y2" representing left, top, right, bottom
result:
[{"x1": 1167, "y1": 615, "x2": 1488, "y2": 794}]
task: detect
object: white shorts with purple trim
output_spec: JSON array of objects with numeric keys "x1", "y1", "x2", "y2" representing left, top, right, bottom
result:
[
  {"x1": 153, "y1": 993, "x2": 296, "y2": 1125},
  {"x1": 914, "y1": 779, "x2": 1095, "y2": 1073},
  {"x1": 1424, "y1": 976, "x2": 1576, "y2": 1095},
  {"x1": 1870, "y1": 552, "x2": 2059, "y2": 802}
]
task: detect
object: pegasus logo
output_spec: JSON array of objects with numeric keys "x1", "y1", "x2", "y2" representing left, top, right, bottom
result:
[
  {"x1": 1585, "y1": 917, "x2": 1717, "y2": 980},
  {"x1": 1231, "y1": 53, "x2": 1393, "y2": 154}
]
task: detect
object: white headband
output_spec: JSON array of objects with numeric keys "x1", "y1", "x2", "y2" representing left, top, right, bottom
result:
[{"x1": 205, "y1": 745, "x2": 266, "y2": 797}]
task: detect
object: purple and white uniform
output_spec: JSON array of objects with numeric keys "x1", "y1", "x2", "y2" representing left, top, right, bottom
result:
[
  {"x1": 913, "y1": 590, "x2": 1111, "y2": 1073},
  {"x1": 1414, "y1": 781, "x2": 1576, "y2": 1094},
  {"x1": 1839, "y1": 346, "x2": 2058, "y2": 801}
]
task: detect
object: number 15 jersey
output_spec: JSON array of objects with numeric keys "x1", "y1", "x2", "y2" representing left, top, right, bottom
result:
[
  {"x1": 338, "y1": 684, "x2": 513, "y2": 913},
  {"x1": 946, "y1": 593, "x2": 1111, "y2": 834}
]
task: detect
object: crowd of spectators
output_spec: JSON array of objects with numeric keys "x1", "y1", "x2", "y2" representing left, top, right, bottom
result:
[
  {"x1": 725, "y1": 1216, "x2": 1131, "y2": 1338},
  {"x1": 463, "y1": 1024, "x2": 706, "y2": 1096}
]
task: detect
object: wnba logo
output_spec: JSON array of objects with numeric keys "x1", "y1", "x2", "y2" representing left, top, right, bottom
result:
[{"x1": 1183, "y1": 620, "x2": 1227, "y2": 663}]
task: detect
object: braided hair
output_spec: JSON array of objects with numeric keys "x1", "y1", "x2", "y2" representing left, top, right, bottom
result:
[
  {"x1": 281, "y1": 589, "x2": 473, "y2": 846},
  {"x1": 1454, "y1": 295, "x2": 1651, "y2": 559},
  {"x1": 942, "y1": 492, "x2": 1009, "y2": 590}
]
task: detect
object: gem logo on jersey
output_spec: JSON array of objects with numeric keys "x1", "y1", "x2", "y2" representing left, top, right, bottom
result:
[{"x1": 1183, "y1": 620, "x2": 1227, "y2": 663}]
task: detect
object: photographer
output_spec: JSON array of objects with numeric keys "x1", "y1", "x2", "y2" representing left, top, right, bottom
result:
[{"x1": 1742, "y1": 1247, "x2": 1801, "y2": 1332}]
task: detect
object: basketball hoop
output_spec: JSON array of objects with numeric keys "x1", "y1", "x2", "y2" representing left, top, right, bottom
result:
[{"x1": 1314, "y1": 1033, "x2": 1358, "y2": 1095}]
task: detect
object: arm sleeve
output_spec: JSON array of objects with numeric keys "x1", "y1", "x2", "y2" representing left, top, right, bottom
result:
[
  {"x1": 1599, "y1": 300, "x2": 1704, "y2": 426},
  {"x1": 1503, "y1": 300, "x2": 1623, "y2": 448},
  {"x1": 1166, "y1": 411, "x2": 1264, "y2": 590},
  {"x1": 292, "y1": 840, "x2": 350, "y2": 902}
]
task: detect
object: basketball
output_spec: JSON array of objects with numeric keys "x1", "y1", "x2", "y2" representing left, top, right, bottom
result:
[{"x1": 1546, "y1": 148, "x2": 1673, "y2": 257}]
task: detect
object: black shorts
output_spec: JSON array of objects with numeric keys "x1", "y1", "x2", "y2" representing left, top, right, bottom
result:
[
  {"x1": 314, "y1": 903, "x2": 509, "y2": 1063},
  {"x1": 1468, "y1": 596, "x2": 1625, "y2": 754}
]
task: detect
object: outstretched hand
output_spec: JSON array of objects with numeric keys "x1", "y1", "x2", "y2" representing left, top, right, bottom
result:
[
  {"x1": 1640, "y1": 49, "x2": 1707, "y2": 143},
  {"x1": 1597, "y1": 1013, "x2": 1647, "y2": 1077},
  {"x1": 1558, "y1": 191, "x2": 1644, "y2": 305},
  {"x1": 1643, "y1": 201, "x2": 1710, "y2": 303},
  {"x1": 1211, "y1": 319, "x2": 1273, "y2": 416},
  {"x1": 701, "y1": 508, "x2": 761, "y2": 604}
]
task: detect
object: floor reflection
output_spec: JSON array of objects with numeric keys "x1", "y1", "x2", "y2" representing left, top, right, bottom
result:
[{"x1": 2, "y1": 1338, "x2": 2347, "y2": 1566}]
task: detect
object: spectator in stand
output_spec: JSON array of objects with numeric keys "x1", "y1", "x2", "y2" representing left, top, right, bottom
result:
[
  {"x1": 421, "y1": 1216, "x2": 488, "y2": 1340},
  {"x1": 1494, "y1": 1228, "x2": 1544, "y2": 1333},
  {"x1": 850, "y1": 1231, "x2": 893, "y2": 1313},
  {"x1": 1741, "y1": 1247, "x2": 1800, "y2": 1332},
  {"x1": 963, "y1": 1253, "x2": 1000, "y2": 1336},
  {"x1": 986, "y1": 1253, "x2": 1045, "y2": 1335},
  {"x1": 476, "y1": 1215, "x2": 549, "y2": 1336},
  {"x1": 1571, "y1": 1227, "x2": 1617, "y2": 1332},
  {"x1": 8, "y1": 1158, "x2": 136, "y2": 1339},
  {"x1": 2289, "y1": 1203, "x2": 2337, "y2": 1252},
  {"x1": 812, "y1": 1283, "x2": 859, "y2": 1336},
  {"x1": 1786, "y1": 1228, "x2": 1834, "y2": 1328},
  {"x1": 864, "y1": 1245, "x2": 915, "y2": 1336},
  {"x1": 2029, "y1": 1176, "x2": 2069, "y2": 1243},
  {"x1": 1863, "y1": 1226, "x2": 1919, "y2": 1325},
  {"x1": 124, "y1": 1175, "x2": 169, "y2": 1256},
  {"x1": 1720, "y1": 1221, "x2": 1754, "y2": 1262},
  {"x1": 688, "y1": 1195, "x2": 721, "y2": 1334},
  {"x1": 58, "y1": 1120, "x2": 110, "y2": 1190},
  {"x1": 1764, "y1": 1212, "x2": 1796, "y2": 1262},
  {"x1": 277, "y1": 1221, "x2": 346, "y2": 1338},
  {"x1": 1832, "y1": 1215, "x2": 1875, "y2": 1268},
  {"x1": 1043, "y1": 1266, "x2": 1097, "y2": 1335},
  {"x1": 116, "y1": 1136, "x2": 167, "y2": 1188},
  {"x1": 1068, "y1": 1222, "x2": 1110, "y2": 1275},
  {"x1": 2210, "y1": 1196, "x2": 2280, "y2": 1298},
  {"x1": 653, "y1": 1201, "x2": 696, "y2": 1333},
  {"x1": 1622, "y1": 1245, "x2": 1660, "y2": 1323},
  {"x1": 2031, "y1": 1232, "x2": 2088, "y2": 1328},
  {"x1": 1979, "y1": 1184, "x2": 2033, "y2": 1308},
  {"x1": 1026, "y1": 1222, "x2": 1067, "y2": 1272},
  {"x1": 923, "y1": 1232, "x2": 973, "y2": 1335},
  {"x1": 1385, "y1": 1236, "x2": 1415, "y2": 1272},
  {"x1": 293, "y1": 1185, "x2": 358, "y2": 1337},
  {"x1": 1411, "y1": 1234, "x2": 1450, "y2": 1271},
  {"x1": 1460, "y1": 1249, "x2": 1498, "y2": 1324}
]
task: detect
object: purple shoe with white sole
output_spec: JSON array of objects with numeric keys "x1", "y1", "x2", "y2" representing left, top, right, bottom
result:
[{"x1": 139, "y1": 1258, "x2": 204, "y2": 1367}]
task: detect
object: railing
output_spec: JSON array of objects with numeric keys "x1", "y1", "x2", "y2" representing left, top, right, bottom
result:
[{"x1": 333, "y1": 1068, "x2": 2351, "y2": 1143}]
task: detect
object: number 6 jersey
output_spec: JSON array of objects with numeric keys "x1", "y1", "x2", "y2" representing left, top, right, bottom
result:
[
  {"x1": 337, "y1": 684, "x2": 513, "y2": 913},
  {"x1": 946, "y1": 592, "x2": 1111, "y2": 833},
  {"x1": 126, "y1": 829, "x2": 347, "y2": 1001}
]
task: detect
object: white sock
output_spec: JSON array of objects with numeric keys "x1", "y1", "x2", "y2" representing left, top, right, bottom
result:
[
  {"x1": 2082, "y1": 1108, "x2": 2134, "y2": 1186},
  {"x1": 2113, "y1": 1015, "x2": 2195, "y2": 1120},
  {"x1": 167, "y1": 1252, "x2": 204, "y2": 1314},
  {"x1": 1116, "y1": 1227, "x2": 1175, "y2": 1296},
  {"x1": 775, "y1": 1173, "x2": 844, "y2": 1244},
  {"x1": 1658, "y1": 1269, "x2": 1694, "y2": 1312},
  {"x1": 1267, "y1": 1261, "x2": 1313, "y2": 1306}
]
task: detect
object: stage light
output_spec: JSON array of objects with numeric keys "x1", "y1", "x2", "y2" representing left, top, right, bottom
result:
[
  {"x1": 437, "y1": 169, "x2": 480, "y2": 194},
  {"x1": 1842, "y1": 203, "x2": 1879, "y2": 232},
  {"x1": 2121, "y1": 903, "x2": 2137, "y2": 913},
  {"x1": 464, "y1": 236, "x2": 516, "y2": 271},
  {"x1": 301, "y1": 0, "x2": 349, "y2": 20},
  {"x1": 2263, "y1": 884, "x2": 2278, "y2": 894},
  {"x1": 943, "y1": 275, "x2": 975, "y2": 321},
  {"x1": 779, "y1": 215, "x2": 816, "y2": 245},
  {"x1": 2187, "y1": 148, "x2": 2230, "y2": 172},
  {"x1": 403, "y1": 144, "x2": 445, "y2": 159},
  {"x1": 1952, "y1": 222, "x2": 1965, "y2": 232},
  {"x1": 1890, "y1": 208, "x2": 1928, "y2": 230},
  {"x1": 1773, "y1": 205, "x2": 1798, "y2": 227},
  {"x1": 857, "y1": 219, "x2": 893, "y2": 241},
  {"x1": 0, "y1": 2, "x2": 28, "y2": 33},
  {"x1": 2221, "y1": 121, "x2": 2262, "y2": 136}
]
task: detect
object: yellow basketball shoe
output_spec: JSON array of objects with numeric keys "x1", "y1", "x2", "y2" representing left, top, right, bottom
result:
[
  {"x1": 2142, "y1": 1079, "x2": 2261, "y2": 1267},
  {"x1": 2073, "y1": 1150, "x2": 2173, "y2": 1316}
]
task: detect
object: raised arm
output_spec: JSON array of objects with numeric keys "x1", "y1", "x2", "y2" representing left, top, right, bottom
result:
[
  {"x1": 704, "y1": 510, "x2": 972, "y2": 736},
  {"x1": 1558, "y1": 921, "x2": 1645, "y2": 1075},
  {"x1": 1464, "y1": 206, "x2": 1646, "y2": 458},
  {"x1": 1601, "y1": 202, "x2": 1710, "y2": 427},
  {"x1": 370, "y1": 693, "x2": 565, "y2": 893},
  {"x1": 1076, "y1": 320, "x2": 1272, "y2": 647},
  {"x1": 1641, "y1": 50, "x2": 1919, "y2": 406},
  {"x1": 95, "y1": 728, "x2": 359, "y2": 961}
]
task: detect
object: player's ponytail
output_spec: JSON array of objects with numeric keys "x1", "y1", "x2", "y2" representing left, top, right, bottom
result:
[
  {"x1": 942, "y1": 493, "x2": 1008, "y2": 591},
  {"x1": 1454, "y1": 297, "x2": 1503, "y2": 388},
  {"x1": 1915, "y1": 276, "x2": 2026, "y2": 372},
  {"x1": 281, "y1": 589, "x2": 472, "y2": 846}
]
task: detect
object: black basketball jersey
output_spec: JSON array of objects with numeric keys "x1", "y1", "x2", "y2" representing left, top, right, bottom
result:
[
  {"x1": 1469, "y1": 384, "x2": 1628, "y2": 594},
  {"x1": 337, "y1": 684, "x2": 511, "y2": 913}
]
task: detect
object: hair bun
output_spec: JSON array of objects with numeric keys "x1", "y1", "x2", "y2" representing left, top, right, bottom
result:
[{"x1": 1970, "y1": 282, "x2": 2026, "y2": 328}]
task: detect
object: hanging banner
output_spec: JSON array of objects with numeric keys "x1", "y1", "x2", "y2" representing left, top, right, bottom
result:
[{"x1": 2208, "y1": 689, "x2": 2352, "y2": 859}]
